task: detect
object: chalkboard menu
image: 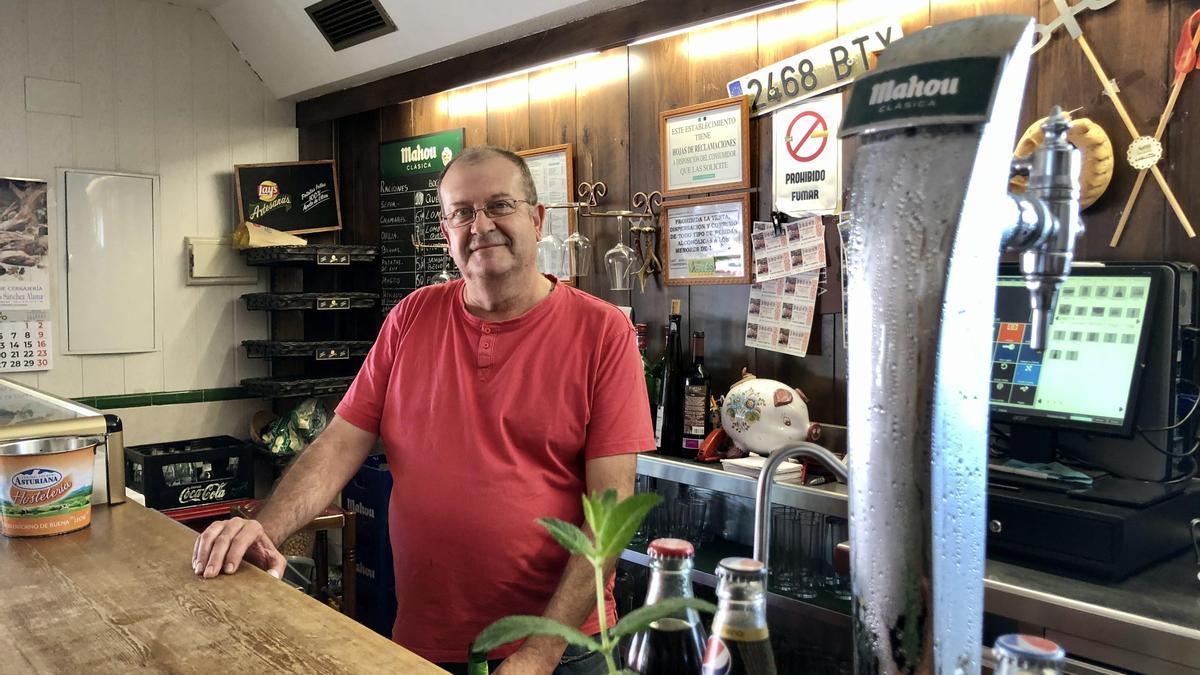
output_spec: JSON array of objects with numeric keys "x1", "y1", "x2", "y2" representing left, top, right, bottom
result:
[
  {"x1": 234, "y1": 160, "x2": 342, "y2": 235},
  {"x1": 379, "y1": 129, "x2": 464, "y2": 310}
]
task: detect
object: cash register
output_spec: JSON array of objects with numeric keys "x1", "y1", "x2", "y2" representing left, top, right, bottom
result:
[{"x1": 986, "y1": 262, "x2": 1200, "y2": 580}]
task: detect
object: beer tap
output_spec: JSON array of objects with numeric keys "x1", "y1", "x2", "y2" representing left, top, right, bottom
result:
[
  {"x1": 1005, "y1": 107, "x2": 1083, "y2": 351},
  {"x1": 778, "y1": 15, "x2": 1083, "y2": 674}
]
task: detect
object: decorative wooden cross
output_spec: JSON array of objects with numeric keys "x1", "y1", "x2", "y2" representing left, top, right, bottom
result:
[
  {"x1": 1036, "y1": 0, "x2": 1197, "y2": 245},
  {"x1": 1110, "y1": 9, "x2": 1200, "y2": 246}
]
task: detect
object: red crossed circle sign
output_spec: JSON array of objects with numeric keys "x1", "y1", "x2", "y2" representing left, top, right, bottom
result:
[{"x1": 786, "y1": 110, "x2": 828, "y2": 163}]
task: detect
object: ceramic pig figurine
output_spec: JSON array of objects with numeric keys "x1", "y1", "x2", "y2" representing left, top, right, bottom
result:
[{"x1": 720, "y1": 370, "x2": 820, "y2": 456}]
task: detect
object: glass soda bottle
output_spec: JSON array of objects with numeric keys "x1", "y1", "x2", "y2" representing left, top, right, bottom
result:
[
  {"x1": 702, "y1": 557, "x2": 777, "y2": 675},
  {"x1": 993, "y1": 634, "x2": 1065, "y2": 675},
  {"x1": 627, "y1": 538, "x2": 707, "y2": 674}
]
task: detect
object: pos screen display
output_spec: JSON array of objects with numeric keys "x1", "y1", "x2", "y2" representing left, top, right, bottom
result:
[{"x1": 989, "y1": 270, "x2": 1155, "y2": 436}]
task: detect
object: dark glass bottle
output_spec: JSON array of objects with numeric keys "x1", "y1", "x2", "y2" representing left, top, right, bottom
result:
[
  {"x1": 650, "y1": 325, "x2": 670, "y2": 424},
  {"x1": 681, "y1": 331, "x2": 711, "y2": 459},
  {"x1": 655, "y1": 300, "x2": 684, "y2": 457},
  {"x1": 636, "y1": 323, "x2": 654, "y2": 421},
  {"x1": 626, "y1": 538, "x2": 706, "y2": 675},
  {"x1": 702, "y1": 557, "x2": 777, "y2": 675}
]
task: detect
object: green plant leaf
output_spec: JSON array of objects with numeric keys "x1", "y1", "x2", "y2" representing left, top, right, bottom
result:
[
  {"x1": 471, "y1": 615, "x2": 602, "y2": 655},
  {"x1": 538, "y1": 517, "x2": 595, "y2": 557},
  {"x1": 596, "y1": 492, "x2": 663, "y2": 558},
  {"x1": 581, "y1": 493, "x2": 598, "y2": 537},
  {"x1": 589, "y1": 489, "x2": 615, "y2": 540},
  {"x1": 608, "y1": 597, "x2": 717, "y2": 642}
]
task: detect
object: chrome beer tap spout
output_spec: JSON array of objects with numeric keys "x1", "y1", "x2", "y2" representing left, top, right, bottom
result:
[
  {"x1": 836, "y1": 15, "x2": 1082, "y2": 675},
  {"x1": 1008, "y1": 108, "x2": 1083, "y2": 351}
]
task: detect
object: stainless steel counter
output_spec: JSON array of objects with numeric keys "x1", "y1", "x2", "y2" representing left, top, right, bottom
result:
[{"x1": 636, "y1": 454, "x2": 1200, "y2": 674}]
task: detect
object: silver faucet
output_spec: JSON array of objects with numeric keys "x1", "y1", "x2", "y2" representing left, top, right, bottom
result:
[
  {"x1": 749, "y1": 15, "x2": 1082, "y2": 674},
  {"x1": 751, "y1": 442, "x2": 848, "y2": 573}
]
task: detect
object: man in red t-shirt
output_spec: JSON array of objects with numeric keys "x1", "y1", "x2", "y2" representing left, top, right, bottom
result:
[{"x1": 192, "y1": 147, "x2": 656, "y2": 673}]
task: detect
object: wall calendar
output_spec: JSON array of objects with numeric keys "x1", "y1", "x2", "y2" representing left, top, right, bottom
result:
[{"x1": 0, "y1": 310, "x2": 51, "y2": 372}]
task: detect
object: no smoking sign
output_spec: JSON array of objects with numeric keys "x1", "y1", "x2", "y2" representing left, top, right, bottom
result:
[
  {"x1": 785, "y1": 110, "x2": 828, "y2": 162},
  {"x1": 773, "y1": 93, "x2": 842, "y2": 214}
]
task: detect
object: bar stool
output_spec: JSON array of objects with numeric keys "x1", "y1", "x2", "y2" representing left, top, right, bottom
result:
[{"x1": 232, "y1": 499, "x2": 357, "y2": 618}]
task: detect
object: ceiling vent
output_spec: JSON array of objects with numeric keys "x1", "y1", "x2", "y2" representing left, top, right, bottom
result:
[{"x1": 306, "y1": 0, "x2": 397, "y2": 52}]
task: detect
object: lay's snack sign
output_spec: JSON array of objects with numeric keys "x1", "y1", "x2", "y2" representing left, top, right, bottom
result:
[{"x1": 0, "y1": 437, "x2": 98, "y2": 537}]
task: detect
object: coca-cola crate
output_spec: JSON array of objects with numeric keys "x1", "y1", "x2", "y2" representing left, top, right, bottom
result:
[{"x1": 125, "y1": 435, "x2": 254, "y2": 510}]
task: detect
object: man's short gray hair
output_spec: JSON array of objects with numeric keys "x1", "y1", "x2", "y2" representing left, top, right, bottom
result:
[{"x1": 438, "y1": 146, "x2": 538, "y2": 203}]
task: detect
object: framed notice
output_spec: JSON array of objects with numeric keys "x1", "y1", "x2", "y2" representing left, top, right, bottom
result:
[
  {"x1": 660, "y1": 96, "x2": 751, "y2": 198},
  {"x1": 661, "y1": 193, "x2": 751, "y2": 286},
  {"x1": 517, "y1": 144, "x2": 575, "y2": 282},
  {"x1": 234, "y1": 160, "x2": 342, "y2": 235}
]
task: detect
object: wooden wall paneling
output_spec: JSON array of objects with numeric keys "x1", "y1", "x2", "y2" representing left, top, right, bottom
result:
[
  {"x1": 574, "y1": 47, "x2": 633, "y2": 307},
  {"x1": 686, "y1": 17, "x2": 763, "y2": 393},
  {"x1": 486, "y1": 75, "x2": 530, "y2": 151},
  {"x1": 837, "y1": 0, "x2": 930, "y2": 38},
  {"x1": 1035, "y1": 0, "x2": 1168, "y2": 261},
  {"x1": 749, "y1": 2, "x2": 842, "y2": 421},
  {"x1": 528, "y1": 63, "x2": 578, "y2": 148},
  {"x1": 381, "y1": 101, "x2": 413, "y2": 142},
  {"x1": 1163, "y1": 0, "x2": 1200, "y2": 264},
  {"x1": 830, "y1": 312, "x2": 847, "y2": 422},
  {"x1": 319, "y1": 109, "x2": 382, "y2": 345},
  {"x1": 628, "y1": 35, "x2": 691, "y2": 351},
  {"x1": 299, "y1": 120, "x2": 335, "y2": 160},
  {"x1": 446, "y1": 84, "x2": 488, "y2": 148},
  {"x1": 411, "y1": 92, "x2": 449, "y2": 136}
]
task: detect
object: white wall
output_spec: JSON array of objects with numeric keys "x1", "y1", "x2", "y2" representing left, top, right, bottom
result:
[{"x1": 0, "y1": 0, "x2": 296, "y2": 399}]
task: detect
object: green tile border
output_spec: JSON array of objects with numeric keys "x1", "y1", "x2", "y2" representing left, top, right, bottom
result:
[{"x1": 75, "y1": 387, "x2": 258, "y2": 410}]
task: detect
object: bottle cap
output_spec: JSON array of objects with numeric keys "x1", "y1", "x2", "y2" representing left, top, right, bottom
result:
[
  {"x1": 993, "y1": 634, "x2": 1065, "y2": 664},
  {"x1": 716, "y1": 557, "x2": 766, "y2": 581},
  {"x1": 648, "y1": 538, "x2": 695, "y2": 559}
]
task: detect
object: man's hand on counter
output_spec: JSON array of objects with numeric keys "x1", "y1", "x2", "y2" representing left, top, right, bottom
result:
[{"x1": 193, "y1": 517, "x2": 287, "y2": 580}]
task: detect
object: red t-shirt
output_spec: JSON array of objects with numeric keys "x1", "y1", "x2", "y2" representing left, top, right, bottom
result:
[{"x1": 336, "y1": 277, "x2": 655, "y2": 662}]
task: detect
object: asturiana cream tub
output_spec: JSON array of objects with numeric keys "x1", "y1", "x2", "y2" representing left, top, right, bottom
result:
[{"x1": 1, "y1": 436, "x2": 101, "y2": 537}]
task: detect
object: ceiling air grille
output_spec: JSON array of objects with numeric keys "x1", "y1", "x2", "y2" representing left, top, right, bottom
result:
[{"x1": 306, "y1": 0, "x2": 397, "y2": 52}]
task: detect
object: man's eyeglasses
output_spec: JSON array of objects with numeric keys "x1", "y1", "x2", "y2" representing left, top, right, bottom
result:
[{"x1": 440, "y1": 199, "x2": 532, "y2": 228}]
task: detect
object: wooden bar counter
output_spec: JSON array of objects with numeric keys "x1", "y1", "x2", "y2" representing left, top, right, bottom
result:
[{"x1": 0, "y1": 501, "x2": 443, "y2": 674}]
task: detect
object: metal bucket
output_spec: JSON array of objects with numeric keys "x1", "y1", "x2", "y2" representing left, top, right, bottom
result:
[{"x1": 0, "y1": 436, "x2": 102, "y2": 537}]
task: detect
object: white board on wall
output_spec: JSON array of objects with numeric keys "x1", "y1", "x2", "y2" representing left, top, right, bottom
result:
[{"x1": 60, "y1": 169, "x2": 159, "y2": 354}]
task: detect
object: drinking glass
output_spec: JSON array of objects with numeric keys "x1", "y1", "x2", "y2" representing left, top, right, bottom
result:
[
  {"x1": 770, "y1": 505, "x2": 801, "y2": 595},
  {"x1": 604, "y1": 240, "x2": 636, "y2": 290},
  {"x1": 536, "y1": 231, "x2": 563, "y2": 276},
  {"x1": 562, "y1": 230, "x2": 592, "y2": 278}
]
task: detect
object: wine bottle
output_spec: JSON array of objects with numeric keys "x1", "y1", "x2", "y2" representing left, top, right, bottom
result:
[
  {"x1": 655, "y1": 300, "x2": 684, "y2": 456},
  {"x1": 636, "y1": 323, "x2": 654, "y2": 422},
  {"x1": 681, "y1": 331, "x2": 711, "y2": 459},
  {"x1": 650, "y1": 325, "x2": 670, "y2": 418}
]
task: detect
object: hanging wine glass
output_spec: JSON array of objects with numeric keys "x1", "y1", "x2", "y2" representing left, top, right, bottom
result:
[
  {"x1": 604, "y1": 215, "x2": 637, "y2": 291},
  {"x1": 536, "y1": 230, "x2": 564, "y2": 276},
  {"x1": 562, "y1": 226, "x2": 592, "y2": 278}
]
